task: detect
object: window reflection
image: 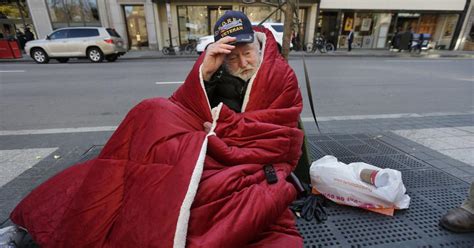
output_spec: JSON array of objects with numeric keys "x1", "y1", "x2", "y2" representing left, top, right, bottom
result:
[
  {"x1": 0, "y1": 0, "x2": 30, "y2": 19},
  {"x1": 240, "y1": 6, "x2": 283, "y2": 23},
  {"x1": 46, "y1": 0, "x2": 100, "y2": 29},
  {"x1": 67, "y1": 0, "x2": 83, "y2": 23},
  {"x1": 46, "y1": 0, "x2": 68, "y2": 26},
  {"x1": 83, "y1": 0, "x2": 100, "y2": 24},
  {"x1": 177, "y1": 6, "x2": 208, "y2": 45},
  {"x1": 123, "y1": 5, "x2": 148, "y2": 49},
  {"x1": 0, "y1": 0, "x2": 37, "y2": 45}
]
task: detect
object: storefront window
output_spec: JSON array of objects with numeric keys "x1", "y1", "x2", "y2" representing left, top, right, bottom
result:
[
  {"x1": 46, "y1": 0, "x2": 68, "y2": 28},
  {"x1": 177, "y1": 6, "x2": 208, "y2": 45},
  {"x1": 0, "y1": 0, "x2": 30, "y2": 19},
  {"x1": 442, "y1": 15, "x2": 458, "y2": 38},
  {"x1": 434, "y1": 14, "x2": 459, "y2": 49},
  {"x1": 123, "y1": 5, "x2": 148, "y2": 50},
  {"x1": 240, "y1": 6, "x2": 283, "y2": 23},
  {"x1": 210, "y1": 6, "x2": 233, "y2": 36},
  {"x1": 355, "y1": 13, "x2": 375, "y2": 48},
  {"x1": 396, "y1": 13, "x2": 420, "y2": 32},
  {"x1": 417, "y1": 14, "x2": 437, "y2": 35},
  {"x1": 46, "y1": 0, "x2": 101, "y2": 29},
  {"x1": 83, "y1": 0, "x2": 100, "y2": 24},
  {"x1": 354, "y1": 13, "x2": 374, "y2": 35},
  {"x1": 339, "y1": 12, "x2": 394, "y2": 49},
  {"x1": 0, "y1": 0, "x2": 37, "y2": 49},
  {"x1": 67, "y1": 0, "x2": 83, "y2": 24}
]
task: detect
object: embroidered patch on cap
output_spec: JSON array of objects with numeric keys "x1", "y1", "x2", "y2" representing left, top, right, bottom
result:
[{"x1": 214, "y1": 11, "x2": 254, "y2": 44}]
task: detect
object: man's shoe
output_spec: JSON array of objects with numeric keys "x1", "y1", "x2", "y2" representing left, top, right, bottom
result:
[{"x1": 439, "y1": 207, "x2": 474, "y2": 233}]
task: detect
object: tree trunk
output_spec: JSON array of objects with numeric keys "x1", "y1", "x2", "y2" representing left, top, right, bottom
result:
[{"x1": 282, "y1": 0, "x2": 295, "y2": 61}]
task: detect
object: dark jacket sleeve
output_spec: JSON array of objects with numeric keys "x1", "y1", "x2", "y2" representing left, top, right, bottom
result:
[
  {"x1": 203, "y1": 68, "x2": 224, "y2": 107},
  {"x1": 204, "y1": 79, "x2": 217, "y2": 100}
]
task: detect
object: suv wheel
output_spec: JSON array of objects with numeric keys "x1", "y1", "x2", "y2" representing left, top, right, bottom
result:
[
  {"x1": 31, "y1": 48, "x2": 49, "y2": 64},
  {"x1": 87, "y1": 47, "x2": 104, "y2": 63},
  {"x1": 56, "y1": 58, "x2": 69, "y2": 63},
  {"x1": 106, "y1": 54, "x2": 118, "y2": 62}
]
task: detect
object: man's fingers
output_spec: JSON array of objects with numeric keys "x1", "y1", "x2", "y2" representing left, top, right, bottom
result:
[
  {"x1": 216, "y1": 36, "x2": 237, "y2": 44},
  {"x1": 214, "y1": 48, "x2": 232, "y2": 54},
  {"x1": 218, "y1": 44, "x2": 235, "y2": 50},
  {"x1": 203, "y1": 122, "x2": 212, "y2": 133},
  {"x1": 209, "y1": 42, "x2": 234, "y2": 51},
  {"x1": 208, "y1": 44, "x2": 234, "y2": 55}
]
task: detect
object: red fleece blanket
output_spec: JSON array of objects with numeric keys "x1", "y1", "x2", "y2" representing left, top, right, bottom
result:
[{"x1": 11, "y1": 28, "x2": 304, "y2": 247}]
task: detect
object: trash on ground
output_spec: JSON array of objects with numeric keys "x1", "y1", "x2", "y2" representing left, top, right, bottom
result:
[
  {"x1": 290, "y1": 194, "x2": 328, "y2": 223},
  {"x1": 0, "y1": 226, "x2": 22, "y2": 247},
  {"x1": 310, "y1": 155, "x2": 410, "y2": 216},
  {"x1": 53, "y1": 155, "x2": 61, "y2": 159}
]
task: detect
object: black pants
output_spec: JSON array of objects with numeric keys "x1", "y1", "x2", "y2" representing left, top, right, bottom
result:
[{"x1": 348, "y1": 41, "x2": 352, "y2": 51}]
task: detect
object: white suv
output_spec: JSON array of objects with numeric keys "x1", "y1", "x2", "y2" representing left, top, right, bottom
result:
[
  {"x1": 25, "y1": 27, "x2": 127, "y2": 64},
  {"x1": 196, "y1": 22, "x2": 290, "y2": 54}
]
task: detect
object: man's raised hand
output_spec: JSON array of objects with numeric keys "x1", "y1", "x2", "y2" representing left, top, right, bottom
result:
[{"x1": 201, "y1": 36, "x2": 236, "y2": 81}]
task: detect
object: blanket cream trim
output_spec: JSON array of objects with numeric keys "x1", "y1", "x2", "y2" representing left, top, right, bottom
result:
[
  {"x1": 241, "y1": 31, "x2": 267, "y2": 113},
  {"x1": 173, "y1": 70, "x2": 223, "y2": 247},
  {"x1": 199, "y1": 64, "x2": 212, "y2": 111}
]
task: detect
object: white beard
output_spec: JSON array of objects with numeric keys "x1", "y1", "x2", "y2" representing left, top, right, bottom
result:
[{"x1": 230, "y1": 67, "x2": 256, "y2": 81}]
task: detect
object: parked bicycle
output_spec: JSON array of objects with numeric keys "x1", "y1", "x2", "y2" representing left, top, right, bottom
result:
[
  {"x1": 184, "y1": 39, "x2": 197, "y2": 55},
  {"x1": 305, "y1": 35, "x2": 335, "y2": 53},
  {"x1": 162, "y1": 38, "x2": 198, "y2": 55},
  {"x1": 162, "y1": 37, "x2": 181, "y2": 55}
]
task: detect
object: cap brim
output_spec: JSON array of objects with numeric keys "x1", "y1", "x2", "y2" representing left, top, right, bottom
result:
[{"x1": 231, "y1": 33, "x2": 254, "y2": 44}]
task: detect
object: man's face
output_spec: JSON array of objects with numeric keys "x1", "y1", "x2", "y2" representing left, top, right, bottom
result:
[{"x1": 224, "y1": 42, "x2": 260, "y2": 81}]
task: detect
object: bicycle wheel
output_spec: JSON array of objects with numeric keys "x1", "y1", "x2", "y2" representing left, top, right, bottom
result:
[
  {"x1": 185, "y1": 44, "x2": 195, "y2": 54},
  {"x1": 162, "y1": 47, "x2": 169, "y2": 55},
  {"x1": 325, "y1": 43, "x2": 335, "y2": 53},
  {"x1": 305, "y1": 43, "x2": 314, "y2": 53}
]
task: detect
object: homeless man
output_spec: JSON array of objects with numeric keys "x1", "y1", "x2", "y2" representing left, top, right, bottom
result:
[{"x1": 7, "y1": 10, "x2": 305, "y2": 247}]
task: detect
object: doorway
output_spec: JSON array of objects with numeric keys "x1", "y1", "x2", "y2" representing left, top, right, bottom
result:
[
  {"x1": 123, "y1": 5, "x2": 148, "y2": 50},
  {"x1": 320, "y1": 11, "x2": 339, "y2": 48}
]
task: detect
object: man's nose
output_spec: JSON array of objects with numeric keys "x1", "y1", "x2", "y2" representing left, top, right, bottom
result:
[{"x1": 238, "y1": 55, "x2": 248, "y2": 68}]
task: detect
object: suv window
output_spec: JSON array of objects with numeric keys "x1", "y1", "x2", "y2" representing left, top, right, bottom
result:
[
  {"x1": 271, "y1": 25, "x2": 284, "y2": 33},
  {"x1": 106, "y1": 28, "x2": 121, "y2": 38},
  {"x1": 49, "y1": 29, "x2": 68, "y2": 40},
  {"x1": 68, "y1": 28, "x2": 99, "y2": 38}
]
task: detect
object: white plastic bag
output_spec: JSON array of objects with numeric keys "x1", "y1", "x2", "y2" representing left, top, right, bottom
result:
[{"x1": 310, "y1": 155, "x2": 410, "y2": 213}]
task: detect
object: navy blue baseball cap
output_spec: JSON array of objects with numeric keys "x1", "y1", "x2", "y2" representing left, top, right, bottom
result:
[{"x1": 214, "y1": 11, "x2": 254, "y2": 44}]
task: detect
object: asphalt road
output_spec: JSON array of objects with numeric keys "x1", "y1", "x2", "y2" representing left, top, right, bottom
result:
[{"x1": 0, "y1": 57, "x2": 472, "y2": 130}]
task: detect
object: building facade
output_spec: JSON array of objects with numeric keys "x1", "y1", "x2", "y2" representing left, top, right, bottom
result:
[
  {"x1": 455, "y1": 1, "x2": 474, "y2": 50},
  {"x1": 318, "y1": 0, "x2": 470, "y2": 50},
  {"x1": 0, "y1": 0, "x2": 472, "y2": 51}
]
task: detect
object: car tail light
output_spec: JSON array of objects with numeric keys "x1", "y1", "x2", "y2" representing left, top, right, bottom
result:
[{"x1": 104, "y1": 39, "x2": 114, "y2": 44}]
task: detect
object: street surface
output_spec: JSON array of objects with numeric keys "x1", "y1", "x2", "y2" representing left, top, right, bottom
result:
[{"x1": 1, "y1": 57, "x2": 472, "y2": 130}]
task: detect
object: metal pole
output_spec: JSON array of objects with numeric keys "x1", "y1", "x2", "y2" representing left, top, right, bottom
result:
[
  {"x1": 314, "y1": 0, "x2": 320, "y2": 36},
  {"x1": 166, "y1": 0, "x2": 175, "y2": 54}
]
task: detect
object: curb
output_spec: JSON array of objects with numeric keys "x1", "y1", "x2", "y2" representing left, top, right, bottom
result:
[{"x1": 1, "y1": 52, "x2": 473, "y2": 63}]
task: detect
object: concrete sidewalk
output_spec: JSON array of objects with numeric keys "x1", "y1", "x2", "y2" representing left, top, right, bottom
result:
[
  {"x1": 1, "y1": 113, "x2": 473, "y2": 247},
  {"x1": 1, "y1": 49, "x2": 474, "y2": 63}
]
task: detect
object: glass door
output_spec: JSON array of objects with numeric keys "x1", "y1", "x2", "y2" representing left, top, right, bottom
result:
[{"x1": 123, "y1": 5, "x2": 148, "y2": 50}]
